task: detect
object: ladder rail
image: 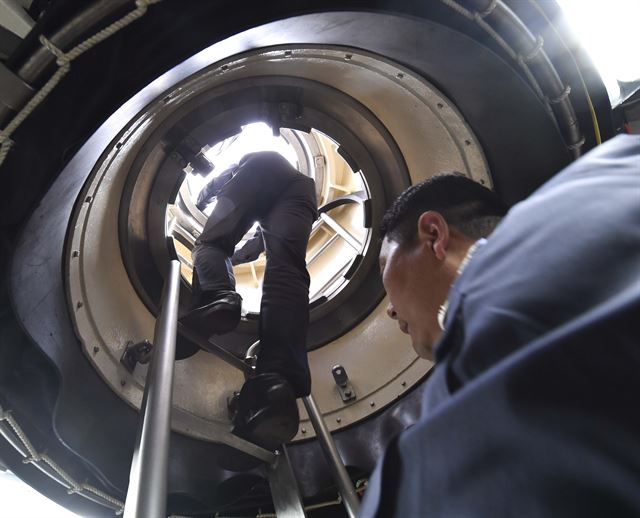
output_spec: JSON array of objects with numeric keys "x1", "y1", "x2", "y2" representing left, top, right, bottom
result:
[
  {"x1": 267, "y1": 447, "x2": 308, "y2": 518},
  {"x1": 303, "y1": 394, "x2": 360, "y2": 518},
  {"x1": 123, "y1": 264, "x2": 361, "y2": 517},
  {"x1": 246, "y1": 343, "x2": 361, "y2": 518},
  {"x1": 124, "y1": 260, "x2": 181, "y2": 518}
]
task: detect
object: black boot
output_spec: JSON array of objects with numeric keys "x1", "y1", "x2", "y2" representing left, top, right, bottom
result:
[
  {"x1": 179, "y1": 290, "x2": 242, "y2": 338},
  {"x1": 230, "y1": 373, "x2": 299, "y2": 451}
]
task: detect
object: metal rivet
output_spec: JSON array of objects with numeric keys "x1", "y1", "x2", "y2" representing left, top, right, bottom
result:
[
  {"x1": 370, "y1": 401, "x2": 375, "y2": 407},
  {"x1": 221, "y1": 64, "x2": 228, "y2": 71},
  {"x1": 437, "y1": 102, "x2": 444, "y2": 109},
  {"x1": 344, "y1": 390, "x2": 352, "y2": 397},
  {"x1": 401, "y1": 381, "x2": 407, "y2": 387},
  {"x1": 72, "y1": 250, "x2": 79, "y2": 258},
  {"x1": 84, "y1": 196, "x2": 92, "y2": 203},
  {"x1": 76, "y1": 301, "x2": 83, "y2": 309},
  {"x1": 93, "y1": 346, "x2": 99, "y2": 354},
  {"x1": 115, "y1": 141, "x2": 122, "y2": 149},
  {"x1": 336, "y1": 417, "x2": 342, "y2": 423},
  {"x1": 345, "y1": 53, "x2": 352, "y2": 60},
  {"x1": 480, "y1": 179, "x2": 486, "y2": 185},
  {"x1": 464, "y1": 139, "x2": 472, "y2": 146},
  {"x1": 397, "y1": 72, "x2": 404, "y2": 79},
  {"x1": 301, "y1": 428, "x2": 307, "y2": 434},
  {"x1": 284, "y1": 50, "x2": 292, "y2": 57}
]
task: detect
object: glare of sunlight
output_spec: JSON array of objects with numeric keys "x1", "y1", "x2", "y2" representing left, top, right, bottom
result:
[
  {"x1": 205, "y1": 121, "x2": 298, "y2": 171},
  {"x1": 556, "y1": 0, "x2": 640, "y2": 105},
  {"x1": 188, "y1": 122, "x2": 299, "y2": 200},
  {"x1": 0, "y1": 470, "x2": 80, "y2": 518}
]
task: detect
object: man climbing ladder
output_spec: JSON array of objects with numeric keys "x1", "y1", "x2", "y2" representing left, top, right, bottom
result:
[{"x1": 180, "y1": 151, "x2": 318, "y2": 450}]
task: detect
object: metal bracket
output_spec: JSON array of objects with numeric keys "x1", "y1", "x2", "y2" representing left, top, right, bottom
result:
[
  {"x1": 277, "y1": 101, "x2": 304, "y2": 123},
  {"x1": 331, "y1": 364, "x2": 356, "y2": 403},
  {"x1": 267, "y1": 447, "x2": 308, "y2": 518},
  {"x1": 244, "y1": 339, "x2": 260, "y2": 371},
  {"x1": 120, "y1": 340, "x2": 153, "y2": 373},
  {"x1": 173, "y1": 134, "x2": 213, "y2": 174}
]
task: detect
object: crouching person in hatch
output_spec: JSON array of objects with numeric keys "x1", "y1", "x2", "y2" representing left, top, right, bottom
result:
[{"x1": 180, "y1": 151, "x2": 317, "y2": 451}]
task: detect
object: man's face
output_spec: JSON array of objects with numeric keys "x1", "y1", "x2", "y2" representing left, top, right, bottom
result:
[{"x1": 379, "y1": 232, "x2": 450, "y2": 360}]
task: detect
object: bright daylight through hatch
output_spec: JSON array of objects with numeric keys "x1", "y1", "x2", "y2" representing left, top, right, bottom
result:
[
  {"x1": 556, "y1": 0, "x2": 640, "y2": 105},
  {"x1": 167, "y1": 122, "x2": 370, "y2": 314}
]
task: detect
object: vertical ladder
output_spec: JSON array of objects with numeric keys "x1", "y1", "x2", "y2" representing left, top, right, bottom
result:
[{"x1": 123, "y1": 260, "x2": 360, "y2": 518}]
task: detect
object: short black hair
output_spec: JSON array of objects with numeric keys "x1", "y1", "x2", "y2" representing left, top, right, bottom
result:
[{"x1": 380, "y1": 173, "x2": 507, "y2": 245}]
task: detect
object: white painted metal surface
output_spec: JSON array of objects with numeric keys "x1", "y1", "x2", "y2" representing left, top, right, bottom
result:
[{"x1": 66, "y1": 45, "x2": 490, "y2": 442}]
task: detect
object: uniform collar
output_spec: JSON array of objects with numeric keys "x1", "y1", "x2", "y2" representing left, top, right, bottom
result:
[{"x1": 437, "y1": 239, "x2": 485, "y2": 330}]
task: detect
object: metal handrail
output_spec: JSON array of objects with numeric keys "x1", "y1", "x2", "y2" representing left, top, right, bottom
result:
[
  {"x1": 124, "y1": 264, "x2": 359, "y2": 517},
  {"x1": 124, "y1": 259, "x2": 181, "y2": 518},
  {"x1": 303, "y1": 395, "x2": 360, "y2": 518},
  {"x1": 244, "y1": 344, "x2": 361, "y2": 517}
]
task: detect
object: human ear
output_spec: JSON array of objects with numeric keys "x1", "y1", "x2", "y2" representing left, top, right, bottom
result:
[{"x1": 417, "y1": 211, "x2": 449, "y2": 260}]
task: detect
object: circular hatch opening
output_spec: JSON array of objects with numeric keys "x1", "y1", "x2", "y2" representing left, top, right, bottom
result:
[{"x1": 166, "y1": 121, "x2": 371, "y2": 316}]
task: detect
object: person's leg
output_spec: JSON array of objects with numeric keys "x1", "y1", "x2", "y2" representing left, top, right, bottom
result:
[
  {"x1": 230, "y1": 175, "x2": 317, "y2": 449},
  {"x1": 182, "y1": 177, "x2": 259, "y2": 335},
  {"x1": 189, "y1": 152, "x2": 317, "y2": 448},
  {"x1": 194, "y1": 152, "x2": 310, "y2": 307},
  {"x1": 256, "y1": 175, "x2": 318, "y2": 396},
  {"x1": 191, "y1": 244, "x2": 235, "y2": 305}
]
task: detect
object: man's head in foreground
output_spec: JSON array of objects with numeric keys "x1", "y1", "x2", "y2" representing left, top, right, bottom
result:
[{"x1": 379, "y1": 173, "x2": 506, "y2": 359}]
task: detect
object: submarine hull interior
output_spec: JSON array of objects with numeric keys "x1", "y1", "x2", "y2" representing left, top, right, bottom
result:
[{"x1": 0, "y1": 1, "x2": 614, "y2": 516}]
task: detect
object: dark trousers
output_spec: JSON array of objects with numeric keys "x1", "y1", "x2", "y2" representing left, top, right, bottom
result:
[{"x1": 193, "y1": 152, "x2": 317, "y2": 397}]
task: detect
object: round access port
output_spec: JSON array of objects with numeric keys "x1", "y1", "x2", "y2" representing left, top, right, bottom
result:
[
  {"x1": 65, "y1": 46, "x2": 490, "y2": 443},
  {"x1": 168, "y1": 123, "x2": 371, "y2": 319}
]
